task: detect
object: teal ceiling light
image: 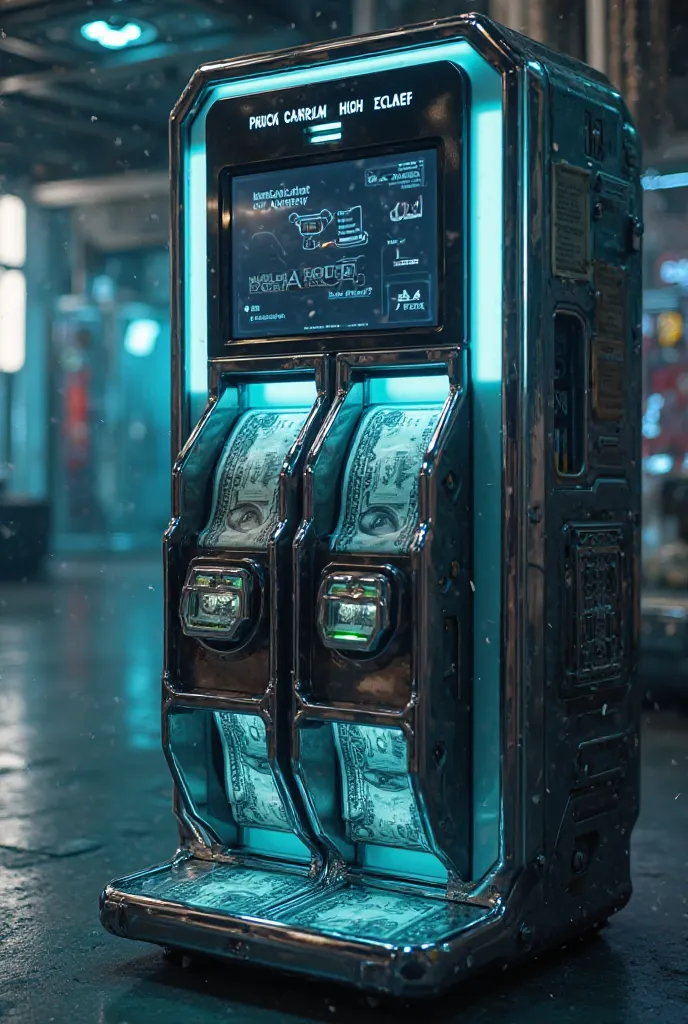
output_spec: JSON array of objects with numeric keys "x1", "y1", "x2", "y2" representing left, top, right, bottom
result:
[{"x1": 80, "y1": 19, "x2": 151, "y2": 50}]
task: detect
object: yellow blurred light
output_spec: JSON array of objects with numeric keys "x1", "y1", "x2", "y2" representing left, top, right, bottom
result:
[{"x1": 657, "y1": 311, "x2": 684, "y2": 347}]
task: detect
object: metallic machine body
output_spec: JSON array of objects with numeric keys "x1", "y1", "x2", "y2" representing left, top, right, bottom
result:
[{"x1": 100, "y1": 14, "x2": 643, "y2": 996}]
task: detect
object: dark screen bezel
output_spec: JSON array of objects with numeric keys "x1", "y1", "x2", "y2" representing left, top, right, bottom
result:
[
  {"x1": 205, "y1": 61, "x2": 467, "y2": 358},
  {"x1": 224, "y1": 142, "x2": 443, "y2": 343}
]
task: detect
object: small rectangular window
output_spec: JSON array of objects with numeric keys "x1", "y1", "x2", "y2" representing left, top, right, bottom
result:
[{"x1": 553, "y1": 311, "x2": 586, "y2": 476}]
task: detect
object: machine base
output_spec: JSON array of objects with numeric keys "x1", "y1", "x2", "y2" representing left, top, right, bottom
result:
[
  {"x1": 100, "y1": 853, "x2": 630, "y2": 997},
  {"x1": 100, "y1": 854, "x2": 500, "y2": 997}
]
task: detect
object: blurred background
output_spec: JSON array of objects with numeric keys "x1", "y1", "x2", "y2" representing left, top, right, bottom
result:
[
  {"x1": 0, "y1": 3, "x2": 687, "y2": 1023},
  {"x1": 0, "y1": 0, "x2": 687, "y2": 693}
]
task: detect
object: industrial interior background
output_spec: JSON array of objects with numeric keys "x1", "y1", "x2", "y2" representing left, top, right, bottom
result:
[{"x1": 0, "y1": 1, "x2": 687, "y2": 1022}]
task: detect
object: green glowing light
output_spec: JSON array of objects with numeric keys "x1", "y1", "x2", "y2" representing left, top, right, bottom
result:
[
  {"x1": 329, "y1": 583, "x2": 378, "y2": 599},
  {"x1": 220, "y1": 576, "x2": 243, "y2": 588}
]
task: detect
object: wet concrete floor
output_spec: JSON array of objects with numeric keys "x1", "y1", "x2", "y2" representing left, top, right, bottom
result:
[{"x1": 0, "y1": 557, "x2": 686, "y2": 1023}]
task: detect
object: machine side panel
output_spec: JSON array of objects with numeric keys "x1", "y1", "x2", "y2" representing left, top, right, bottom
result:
[
  {"x1": 521, "y1": 66, "x2": 549, "y2": 877},
  {"x1": 539, "y1": 67, "x2": 642, "y2": 928}
]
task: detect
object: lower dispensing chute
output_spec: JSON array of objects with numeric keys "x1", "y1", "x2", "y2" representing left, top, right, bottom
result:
[
  {"x1": 332, "y1": 722, "x2": 434, "y2": 855},
  {"x1": 214, "y1": 712, "x2": 293, "y2": 832}
]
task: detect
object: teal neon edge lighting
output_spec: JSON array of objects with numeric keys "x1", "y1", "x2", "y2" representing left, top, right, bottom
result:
[
  {"x1": 310, "y1": 132, "x2": 343, "y2": 144},
  {"x1": 309, "y1": 121, "x2": 343, "y2": 133},
  {"x1": 367, "y1": 373, "x2": 450, "y2": 405},
  {"x1": 245, "y1": 379, "x2": 318, "y2": 408},
  {"x1": 183, "y1": 40, "x2": 504, "y2": 879}
]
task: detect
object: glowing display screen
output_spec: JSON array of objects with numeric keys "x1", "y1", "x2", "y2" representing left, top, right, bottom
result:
[{"x1": 231, "y1": 148, "x2": 438, "y2": 338}]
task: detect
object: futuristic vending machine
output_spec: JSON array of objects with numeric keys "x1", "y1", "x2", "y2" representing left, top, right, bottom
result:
[{"x1": 101, "y1": 15, "x2": 643, "y2": 996}]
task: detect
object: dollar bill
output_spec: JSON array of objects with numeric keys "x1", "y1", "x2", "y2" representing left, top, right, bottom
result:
[
  {"x1": 331, "y1": 405, "x2": 441, "y2": 553},
  {"x1": 279, "y1": 884, "x2": 474, "y2": 944},
  {"x1": 333, "y1": 723, "x2": 431, "y2": 851},
  {"x1": 215, "y1": 712, "x2": 291, "y2": 831},
  {"x1": 134, "y1": 861, "x2": 310, "y2": 916},
  {"x1": 199, "y1": 410, "x2": 308, "y2": 549}
]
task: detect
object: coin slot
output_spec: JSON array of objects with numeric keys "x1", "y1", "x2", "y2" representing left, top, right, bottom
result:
[
  {"x1": 180, "y1": 562, "x2": 260, "y2": 647},
  {"x1": 317, "y1": 568, "x2": 400, "y2": 658}
]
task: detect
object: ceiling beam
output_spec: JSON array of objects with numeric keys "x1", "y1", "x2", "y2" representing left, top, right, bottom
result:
[
  {"x1": 33, "y1": 170, "x2": 169, "y2": 207},
  {"x1": 247, "y1": 0, "x2": 316, "y2": 25},
  {"x1": 0, "y1": 0, "x2": 136, "y2": 24},
  {"x1": 0, "y1": 0, "x2": 258, "y2": 24},
  {"x1": 0, "y1": 33, "x2": 77, "y2": 65},
  {"x1": 0, "y1": 27, "x2": 307, "y2": 96},
  {"x1": 0, "y1": 94, "x2": 164, "y2": 147},
  {"x1": 169, "y1": 0, "x2": 274, "y2": 23},
  {"x1": 0, "y1": 0, "x2": 61, "y2": 11},
  {"x1": 0, "y1": 80, "x2": 165, "y2": 127}
]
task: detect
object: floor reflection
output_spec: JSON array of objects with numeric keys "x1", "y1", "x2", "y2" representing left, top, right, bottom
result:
[
  {"x1": 0, "y1": 556, "x2": 686, "y2": 1023},
  {"x1": 125, "y1": 661, "x2": 160, "y2": 751},
  {"x1": 97, "y1": 932, "x2": 634, "y2": 1024}
]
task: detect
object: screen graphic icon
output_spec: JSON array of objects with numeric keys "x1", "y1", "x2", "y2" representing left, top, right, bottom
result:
[
  {"x1": 386, "y1": 278, "x2": 432, "y2": 322},
  {"x1": 289, "y1": 209, "x2": 334, "y2": 249},
  {"x1": 390, "y1": 197, "x2": 423, "y2": 222},
  {"x1": 335, "y1": 206, "x2": 369, "y2": 247}
]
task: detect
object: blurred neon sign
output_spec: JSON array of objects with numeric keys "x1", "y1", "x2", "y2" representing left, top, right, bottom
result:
[
  {"x1": 642, "y1": 170, "x2": 688, "y2": 192},
  {"x1": 659, "y1": 258, "x2": 688, "y2": 289}
]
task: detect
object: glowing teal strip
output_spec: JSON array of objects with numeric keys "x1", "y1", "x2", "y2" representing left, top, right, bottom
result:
[
  {"x1": 245, "y1": 379, "x2": 317, "y2": 408},
  {"x1": 309, "y1": 132, "x2": 342, "y2": 144},
  {"x1": 362, "y1": 843, "x2": 448, "y2": 883},
  {"x1": 642, "y1": 170, "x2": 688, "y2": 191},
  {"x1": 308, "y1": 120, "x2": 342, "y2": 132},
  {"x1": 367, "y1": 372, "x2": 450, "y2": 405},
  {"x1": 187, "y1": 146, "x2": 208, "y2": 396}
]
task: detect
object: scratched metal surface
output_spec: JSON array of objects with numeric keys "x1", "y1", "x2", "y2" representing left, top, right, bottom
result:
[{"x1": 0, "y1": 558, "x2": 686, "y2": 1023}]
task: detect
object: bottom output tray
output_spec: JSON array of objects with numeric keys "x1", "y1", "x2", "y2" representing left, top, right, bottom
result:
[{"x1": 100, "y1": 855, "x2": 499, "y2": 994}]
